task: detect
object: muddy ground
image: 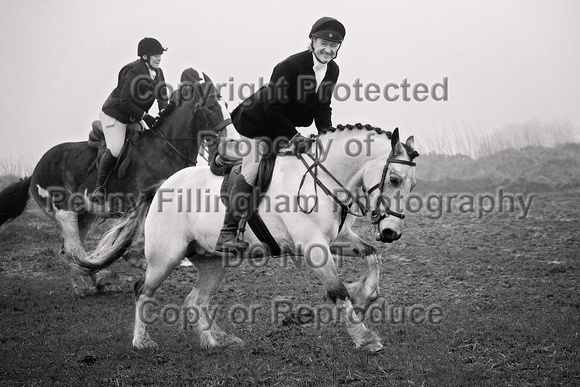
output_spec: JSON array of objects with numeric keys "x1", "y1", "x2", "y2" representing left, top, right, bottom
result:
[{"x1": 0, "y1": 176, "x2": 579, "y2": 385}]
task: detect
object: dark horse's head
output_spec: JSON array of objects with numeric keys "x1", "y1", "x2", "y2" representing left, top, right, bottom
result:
[{"x1": 152, "y1": 68, "x2": 238, "y2": 165}]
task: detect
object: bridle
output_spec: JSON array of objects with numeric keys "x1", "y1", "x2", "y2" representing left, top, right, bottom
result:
[
  {"x1": 365, "y1": 157, "x2": 416, "y2": 238},
  {"x1": 195, "y1": 92, "x2": 232, "y2": 133},
  {"x1": 148, "y1": 88, "x2": 231, "y2": 165},
  {"x1": 296, "y1": 138, "x2": 416, "y2": 233}
]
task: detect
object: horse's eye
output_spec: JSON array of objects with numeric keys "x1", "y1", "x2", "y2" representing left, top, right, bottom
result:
[{"x1": 390, "y1": 176, "x2": 401, "y2": 187}]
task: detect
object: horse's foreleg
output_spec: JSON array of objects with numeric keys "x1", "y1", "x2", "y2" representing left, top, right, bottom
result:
[
  {"x1": 346, "y1": 252, "x2": 381, "y2": 311},
  {"x1": 331, "y1": 230, "x2": 381, "y2": 313},
  {"x1": 306, "y1": 237, "x2": 383, "y2": 353},
  {"x1": 184, "y1": 256, "x2": 243, "y2": 348},
  {"x1": 336, "y1": 297, "x2": 384, "y2": 353}
]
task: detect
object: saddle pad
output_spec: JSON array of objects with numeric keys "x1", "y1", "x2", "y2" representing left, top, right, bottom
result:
[{"x1": 219, "y1": 151, "x2": 277, "y2": 206}]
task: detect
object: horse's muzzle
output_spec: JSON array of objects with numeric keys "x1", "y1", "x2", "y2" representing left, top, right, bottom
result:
[{"x1": 377, "y1": 228, "x2": 401, "y2": 243}]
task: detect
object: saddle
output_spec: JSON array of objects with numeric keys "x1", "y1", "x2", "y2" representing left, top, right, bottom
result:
[
  {"x1": 212, "y1": 144, "x2": 282, "y2": 256},
  {"x1": 87, "y1": 120, "x2": 142, "y2": 178}
]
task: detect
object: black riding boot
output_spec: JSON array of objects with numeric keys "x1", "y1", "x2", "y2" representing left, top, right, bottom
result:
[
  {"x1": 215, "y1": 174, "x2": 255, "y2": 253},
  {"x1": 91, "y1": 149, "x2": 117, "y2": 204}
]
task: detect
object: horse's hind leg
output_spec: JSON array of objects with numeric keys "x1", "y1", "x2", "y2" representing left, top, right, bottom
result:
[
  {"x1": 55, "y1": 209, "x2": 122, "y2": 295},
  {"x1": 133, "y1": 241, "x2": 186, "y2": 349},
  {"x1": 55, "y1": 209, "x2": 98, "y2": 296},
  {"x1": 79, "y1": 213, "x2": 122, "y2": 293},
  {"x1": 184, "y1": 256, "x2": 243, "y2": 348}
]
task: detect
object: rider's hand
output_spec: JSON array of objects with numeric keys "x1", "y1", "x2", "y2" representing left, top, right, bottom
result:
[
  {"x1": 143, "y1": 114, "x2": 156, "y2": 129},
  {"x1": 214, "y1": 155, "x2": 225, "y2": 166},
  {"x1": 290, "y1": 134, "x2": 313, "y2": 154}
]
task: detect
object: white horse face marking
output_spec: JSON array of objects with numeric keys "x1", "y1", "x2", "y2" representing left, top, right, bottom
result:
[
  {"x1": 36, "y1": 184, "x2": 50, "y2": 199},
  {"x1": 216, "y1": 97, "x2": 239, "y2": 140}
]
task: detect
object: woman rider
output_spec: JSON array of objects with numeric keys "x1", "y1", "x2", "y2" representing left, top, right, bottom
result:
[{"x1": 92, "y1": 37, "x2": 169, "y2": 202}]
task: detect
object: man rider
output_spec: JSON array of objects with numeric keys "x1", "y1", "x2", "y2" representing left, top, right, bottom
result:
[{"x1": 215, "y1": 17, "x2": 346, "y2": 253}]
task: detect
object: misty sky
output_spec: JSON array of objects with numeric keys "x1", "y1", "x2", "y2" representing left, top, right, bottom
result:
[{"x1": 1, "y1": 0, "x2": 579, "y2": 161}]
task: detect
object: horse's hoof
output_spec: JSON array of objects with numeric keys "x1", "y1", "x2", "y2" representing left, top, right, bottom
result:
[
  {"x1": 360, "y1": 340, "x2": 384, "y2": 353},
  {"x1": 133, "y1": 338, "x2": 159, "y2": 349},
  {"x1": 200, "y1": 331, "x2": 244, "y2": 349},
  {"x1": 97, "y1": 283, "x2": 123, "y2": 293},
  {"x1": 73, "y1": 286, "x2": 97, "y2": 297},
  {"x1": 223, "y1": 335, "x2": 244, "y2": 348}
]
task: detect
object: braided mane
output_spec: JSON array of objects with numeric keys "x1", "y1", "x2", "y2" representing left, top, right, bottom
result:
[
  {"x1": 318, "y1": 123, "x2": 419, "y2": 159},
  {"x1": 319, "y1": 123, "x2": 393, "y2": 139}
]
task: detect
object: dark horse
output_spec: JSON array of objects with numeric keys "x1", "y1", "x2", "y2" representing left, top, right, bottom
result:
[{"x1": 0, "y1": 68, "x2": 238, "y2": 295}]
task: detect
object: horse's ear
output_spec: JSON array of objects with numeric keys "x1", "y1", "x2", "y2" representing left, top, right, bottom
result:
[
  {"x1": 391, "y1": 128, "x2": 399, "y2": 148},
  {"x1": 193, "y1": 82, "x2": 204, "y2": 96},
  {"x1": 391, "y1": 128, "x2": 404, "y2": 155},
  {"x1": 405, "y1": 136, "x2": 415, "y2": 150},
  {"x1": 181, "y1": 68, "x2": 203, "y2": 84}
]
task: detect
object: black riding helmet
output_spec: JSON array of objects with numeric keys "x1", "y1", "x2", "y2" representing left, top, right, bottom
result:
[{"x1": 138, "y1": 37, "x2": 167, "y2": 57}]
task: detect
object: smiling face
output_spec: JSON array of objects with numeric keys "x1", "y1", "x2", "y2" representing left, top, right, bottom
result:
[{"x1": 311, "y1": 37, "x2": 340, "y2": 63}]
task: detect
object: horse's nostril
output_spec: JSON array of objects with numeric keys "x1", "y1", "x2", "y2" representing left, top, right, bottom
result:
[{"x1": 380, "y1": 229, "x2": 400, "y2": 243}]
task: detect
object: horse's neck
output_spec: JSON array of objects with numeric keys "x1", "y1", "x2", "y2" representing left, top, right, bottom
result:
[
  {"x1": 316, "y1": 131, "x2": 388, "y2": 183},
  {"x1": 158, "y1": 100, "x2": 197, "y2": 140},
  {"x1": 137, "y1": 104, "x2": 197, "y2": 167}
]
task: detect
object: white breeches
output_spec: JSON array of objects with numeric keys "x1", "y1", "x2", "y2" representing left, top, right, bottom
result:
[
  {"x1": 100, "y1": 111, "x2": 126, "y2": 157},
  {"x1": 239, "y1": 136, "x2": 268, "y2": 186}
]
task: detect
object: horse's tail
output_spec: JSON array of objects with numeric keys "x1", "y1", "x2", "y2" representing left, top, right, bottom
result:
[
  {"x1": 0, "y1": 176, "x2": 32, "y2": 227},
  {"x1": 71, "y1": 182, "x2": 161, "y2": 276}
]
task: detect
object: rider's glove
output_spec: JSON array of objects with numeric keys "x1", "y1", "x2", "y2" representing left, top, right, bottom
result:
[
  {"x1": 143, "y1": 114, "x2": 156, "y2": 129},
  {"x1": 290, "y1": 133, "x2": 313, "y2": 154}
]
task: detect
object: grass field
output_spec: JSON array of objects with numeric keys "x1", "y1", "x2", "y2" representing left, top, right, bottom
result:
[
  {"x1": 1, "y1": 130, "x2": 579, "y2": 386},
  {"x1": 0, "y1": 184, "x2": 578, "y2": 386}
]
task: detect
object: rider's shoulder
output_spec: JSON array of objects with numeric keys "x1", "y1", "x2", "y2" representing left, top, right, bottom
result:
[
  {"x1": 119, "y1": 59, "x2": 147, "y2": 78},
  {"x1": 281, "y1": 50, "x2": 311, "y2": 67},
  {"x1": 272, "y1": 51, "x2": 309, "y2": 77}
]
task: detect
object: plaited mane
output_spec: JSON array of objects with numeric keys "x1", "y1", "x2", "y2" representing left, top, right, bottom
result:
[
  {"x1": 319, "y1": 123, "x2": 392, "y2": 139},
  {"x1": 318, "y1": 123, "x2": 419, "y2": 160}
]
